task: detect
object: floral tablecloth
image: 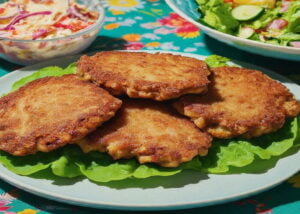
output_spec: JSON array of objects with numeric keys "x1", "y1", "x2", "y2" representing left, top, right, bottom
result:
[{"x1": 0, "y1": 1, "x2": 299, "y2": 214}]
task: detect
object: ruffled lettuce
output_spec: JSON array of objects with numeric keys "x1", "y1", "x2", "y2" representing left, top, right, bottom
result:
[
  {"x1": 11, "y1": 63, "x2": 76, "y2": 92},
  {"x1": 196, "y1": 0, "x2": 239, "y2": 34},
  {"x1": 200, "y1": 118, "x2": 298, "y2": 173},
  {"x1": 0, "y1": 150, "x2": 60, "y2": 175},
  {"x1": 0, "y1": 116, "x2": 297, "y2": 182},
  {"x1": 204, "y1": 55, "x2": 240, "y2": 68},
  {"x1": 0, "y1": 63, "x2": 299, "y2": 183},
  {"x1": 204, "y1": 55, "x2": 230, "y2": 68},
  {"x1": 283, "y1": 1, "x2": 300, "y2": 34},
  {"x1": 0, "y1": 145, "x2": 186, "y2": 182}
]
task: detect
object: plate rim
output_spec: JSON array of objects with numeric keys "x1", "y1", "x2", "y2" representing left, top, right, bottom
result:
[{"x1": 0, "y1": 50, "x2": 299, "y2": 211}]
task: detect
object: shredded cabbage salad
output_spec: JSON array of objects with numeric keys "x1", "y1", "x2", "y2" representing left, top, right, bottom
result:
[{"x1": 0, "y1": 0, "x2": 99, "y2": 40}]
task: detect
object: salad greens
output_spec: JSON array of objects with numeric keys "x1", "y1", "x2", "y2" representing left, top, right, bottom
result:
[
  {"x1": 0, "y1": 60, "x2": 299, "y2": 183},
  {"x1": 284, "y1": 1, "x2": 300, "y2": 33},
  {"x1": 196, "y1": 0, "x2": 300, "y2": 47},
  {"x1": 204, "y1": 55, "x2": 230, "y2": 67},
  {"x1": 196, "y1": 0, "x2": 239, "y2": 34}
]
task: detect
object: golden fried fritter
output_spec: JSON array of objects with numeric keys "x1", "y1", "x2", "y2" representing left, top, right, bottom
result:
[
  {"x1": 0, "y1": 74, "x2": 122, "y2": 156},
  {"x1": 77, "y1": 99, "x2": 212, "y2": 167},
  {"x1": 174, "y1": 67, "x2": 300, "y2": 139},
  {"x1": 76, "y1": 51, "x2": 210, "y2": 101}
]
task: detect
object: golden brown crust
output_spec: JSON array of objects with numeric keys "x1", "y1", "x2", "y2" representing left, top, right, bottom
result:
[
  {"x1": 76, "y1": 51, "x2": 210, "y2": 101},
  {"x1": 174, "y1": 67, "x2": 300, "y2": 139},
  {"x1": 77, "y1": 99, "x2": 212, "y2": 167},
  {"x1": 0, "y1": 74, "x2": 122, "y2": 156}
]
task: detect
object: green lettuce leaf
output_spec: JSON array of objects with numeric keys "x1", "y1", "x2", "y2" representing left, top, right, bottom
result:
[
  {"x1": 51, "y1": 156, "x2": 82, "y2": 178},
  {"x1": 204, "y1": 55, "x2": 240, "y2": 68},
  {"x1": 0, "y1": 150, "x2": 61, "y2": 175},
  {"x1": 196, "y1": 0, "x2": 239, "y2": 34},
  {"x1": 200, "y1": 118, "x2": 298, "y2": 173},
  {"x1": 283, "y1": 1, "x2": 300, "y2": 34},
  {"x1": 11, "y1": 63, "x2": 76, "y2": 92},
  {"x1": 204, "y1": 55, "x2": 230, "y2": 68},
  {"x1": 277, "y1": 33, "x2": 300, "y2": 41},
  {"x1": 134, "y1": 165, "x2": 182, "y2": 179},
  {"x1": 53, "y1": 146, "x2": 183, "y2": 182},
  {"x1": 76, "y1": 151, "x2": 138, "y2": 182}
]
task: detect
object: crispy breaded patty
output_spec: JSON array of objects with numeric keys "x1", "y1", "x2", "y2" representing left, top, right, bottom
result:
[
  {"x1": 174, "y1": 67, "x2": 300, "y2": 139},
  {"x1": 76, "y1": 51, "x2": 210, "y2": 101},
  {"x1": 0, "y1": 74, "x2": 122, "y2": 156},
  {"x1": 77, "y1": 99, "x2": 212, "y2": 167}
]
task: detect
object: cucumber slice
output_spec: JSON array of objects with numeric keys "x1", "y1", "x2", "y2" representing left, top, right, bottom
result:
[
  {"x1": 231, "y1": 5, "x2": 264, "y2": 21},
  {"x1": 238, "y1": 27, "x2": 255, "y2": 39}
]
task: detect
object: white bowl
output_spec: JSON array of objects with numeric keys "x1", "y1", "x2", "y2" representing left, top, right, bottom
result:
[
  {"x1": 0, "y1": 0, "x2": 105, "y2": 65},
  {"x1": 166, "y1": 0, "x2": 300, "y2": 61}
]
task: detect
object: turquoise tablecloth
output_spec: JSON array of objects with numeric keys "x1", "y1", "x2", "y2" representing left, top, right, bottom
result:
[{"x1": 0, "y1": 1, "x2": 299, "y2": 213}]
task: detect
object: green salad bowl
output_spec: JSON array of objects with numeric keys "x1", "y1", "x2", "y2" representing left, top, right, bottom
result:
[{"x1": 166, "y1": 0, "x2": 300, "y2": 61}]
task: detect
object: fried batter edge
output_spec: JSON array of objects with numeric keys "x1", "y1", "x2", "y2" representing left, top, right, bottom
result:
[{"x1": 76, "y1": 53, "x2": 211, "y2": 101}]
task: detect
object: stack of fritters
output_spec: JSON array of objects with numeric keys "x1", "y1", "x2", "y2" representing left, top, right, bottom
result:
[
  {"x1": 76, "y1": 52, "x2": 213, "y2": 167},
  {"x1": 0, "y1": 51, "x2": 299, "y2": 168}
]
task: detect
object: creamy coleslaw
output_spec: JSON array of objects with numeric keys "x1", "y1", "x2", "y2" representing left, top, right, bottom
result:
[{"x1": 0, "y1": 0, "x2": 99, "y2": 40}]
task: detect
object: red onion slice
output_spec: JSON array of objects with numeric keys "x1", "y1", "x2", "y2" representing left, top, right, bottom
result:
[
  {"x1": 0, "y1": 11, "x2": 52, "y2": 31},
  {"x1": 32, "y1": 29, "x2": 48, "y2": 40},
  {"x1": 67, "y1": 5, "x2": 87, "y2": 21},
  {"x1": 267, "y1": 19, "x2": 288, "y2": 31}
]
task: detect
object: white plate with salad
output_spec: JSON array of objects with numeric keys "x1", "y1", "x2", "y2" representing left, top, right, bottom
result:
[
  {"x1": 0, "y1": 51, "x2": 299, "y2": 211},
  {"x1": 166, "y1": 0, "x2": 300, "y2": 61}
]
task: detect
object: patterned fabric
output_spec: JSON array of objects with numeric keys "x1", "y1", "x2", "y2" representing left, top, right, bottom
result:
[{"x1": 0, "y1": 0, "x2": 299, "y2": 213}]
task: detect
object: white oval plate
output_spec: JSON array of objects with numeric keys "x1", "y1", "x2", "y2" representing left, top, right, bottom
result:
[{"x1": 0, "y1": 51, "x2": 299, "y2": 211}]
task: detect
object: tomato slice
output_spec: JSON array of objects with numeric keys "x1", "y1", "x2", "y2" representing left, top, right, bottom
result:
[{"x1": 54, "y1": 21, "x2": 91, "y2": 32}]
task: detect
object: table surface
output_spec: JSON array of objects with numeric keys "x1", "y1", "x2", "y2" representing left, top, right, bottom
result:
[{"x1": 0, "y1": 1, "x2": 299, "y2": 214}]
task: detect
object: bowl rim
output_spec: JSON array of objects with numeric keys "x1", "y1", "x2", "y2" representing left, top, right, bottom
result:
[
  {"x1": 0, "y1": 0, "x2": 105, "y2": 43},
  {"x1": 165, "y1": 0, "x2": 300, "y2": 53}
]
